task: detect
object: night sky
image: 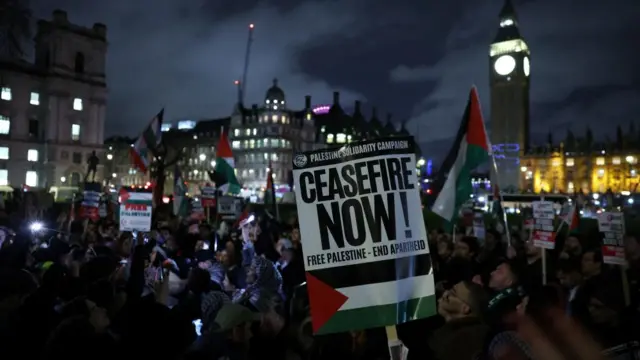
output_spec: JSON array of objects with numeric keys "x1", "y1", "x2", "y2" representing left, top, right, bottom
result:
[{"x1": 31, "y1": 0, "x2": 640, "y2": 159}]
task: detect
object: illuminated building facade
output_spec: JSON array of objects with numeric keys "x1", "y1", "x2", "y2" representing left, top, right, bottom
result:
[
  {"x1": 0, "y1": 10, "x2": 107, "y2": 188},
  {"x1": 489, "y1": 0, "x2": 530, "y2": 191},
  {"x1": 229, "y1": 79, "x2": 317, "y2": 190},
  {"x1": 520, "y1": 128, "x2": 640, "y2": 194}
]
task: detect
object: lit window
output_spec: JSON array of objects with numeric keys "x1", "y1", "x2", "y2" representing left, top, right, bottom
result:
[
  {"x1": 0, "y1": 170, "x2": 7, "y2": 185},
  {"x1": 245, "y1": 128, "x2": 251, "y2": 136},
  {"x1": 1, "y1": 87, "x2": 11, "y2": 101},
  {"x1": 30, "y1": 92, "x2": 40, "y2": 105},
  {"x1": 595, "y1": 157, "x2": 605, "y2": 166},
  {"x1": 243, "y1": 140, "x2": 248, "y2": 148},
  {"x1": 73, "y1": 98, "x2": 83, "y2": 111},
  {"x1": 612, "y1": 157, "x2": 621, "y2": 165},
  {"x1": 0, "y1": 115, "x2": 9, "y2": 134},
  {"x1": 0, "y1": 146, "x2": 8, "y2": 160},
  {"x1": 27, "y1": 149, "x2": 38, "y2": 162},
  {"x1": 336, "y1": 133, "x2": 346, "y2": 143},
  {"x1": 234, "y1": 129, "x2": 240, "y2": 137},
  {"x1": 631, "y1": 169, "x2": 637, "y2": 177},
  {"x1": 552, "y1": 159, "x2": 561, "y2": 167},
  {"x1": 71, "y1": 124, "x2": 81, "y2": 141},
  {"x1": 264, "y1": 153, "x2": 269, "y2": 160},
  {"x1": 597, "y1": 169, "x2": 605, "y2": 177},
  {"x1": 271, "y1": 139, "x2": 279, "y2": 147},
  {"x1": 249, "y1": 140, "x2": 255, "y2": 149},
  {"x1": 327, "y1": 134, "x2": 334, "y2": 143},
  {"x1": 271, "y1": 153, "x2": 278, "y2": 161},
  {"x1": 232, "y1": 141, "x2": 240, "y2": 149},
  {"x1": 566, "y1": 158, "x2": 574, "y2": 167},
  {"x1": 306, "y1": 113, "x2": 311, "y2": 120},
  {"x1": 281, "y1": 116, "x2": 287, "y2": 124},
  {"x1": 252, "y1": 128, "x2": 257, "y2": 135},
  {"x1": 272, "y1": 115, "x2": 278, "y2": 123},
  {"x1": 25, "y1": 171, "x2": 38, "y2": 187}
]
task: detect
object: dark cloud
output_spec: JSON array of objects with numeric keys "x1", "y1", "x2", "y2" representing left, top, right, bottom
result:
[
  {"x1": 390, "y1": 0, "x2": 640, "y2": 146},
  {"x1": 31, "y1": 0, "x2": 370, "y2": 135}
]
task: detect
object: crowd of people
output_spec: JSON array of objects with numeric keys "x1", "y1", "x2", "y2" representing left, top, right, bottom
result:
[{"x1": 0, "y1": 198, "x2": 639, "y2": 360}]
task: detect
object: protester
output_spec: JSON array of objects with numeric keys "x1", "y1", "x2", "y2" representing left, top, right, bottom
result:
[{"x1": 0, "y1": 190, "x2": 637, "y2": 360}]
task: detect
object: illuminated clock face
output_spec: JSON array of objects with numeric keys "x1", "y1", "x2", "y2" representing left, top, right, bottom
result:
[
  {"x1": 523, "y1": 57, "x2": 530, "y2": 76},
  {"x1": 494, "y1": 55, "x2": 516, "y2": 76}
]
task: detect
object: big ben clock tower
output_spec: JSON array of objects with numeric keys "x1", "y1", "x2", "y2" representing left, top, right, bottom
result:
[{"x1": 489, "y1": 0, "x2": 530, "y2": 191}]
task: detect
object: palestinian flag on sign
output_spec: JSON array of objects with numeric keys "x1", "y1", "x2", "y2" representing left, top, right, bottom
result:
[
  {"x1": 130, "y1": 109, "x2": 164, "y2": 173},
  {"x1": 213, "y1": 128, "x2": 241, "y2": 195},
  {"x1": 432, "y1": 87, "x2": 490, "y2": 225}
]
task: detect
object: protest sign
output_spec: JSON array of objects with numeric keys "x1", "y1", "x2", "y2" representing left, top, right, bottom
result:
[
  {"x1": 597, "y1": 212, "x2": 626, "y2": 265},
  {"x1": 292, "y1": 137, "x2": 434, "y2": 335},
  {"x1": 532, "y1": 201, "x2": 555, "y2": 249},
  {"x1": 119, "y1": 191, "x2": 152, "y2": 232},
  {"x1": 217, "y1": 195, "x2": 243, "y2": 220},
  {"x1": 201, "y1": 186, "x2": 216, "y2": 207},
  {"x1": 472, "y1": 211, "x2": 486, "y2": 242}
]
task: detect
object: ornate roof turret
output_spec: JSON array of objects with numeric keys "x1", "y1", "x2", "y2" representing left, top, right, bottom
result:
[
  {"x1": 370, "y1": 107, "x2": 384, "y2": 137},
  {"x1": 493, "y1": 0, "x2": 523, "y2": 43},
  {"x1": 265, "y1": 78, "x2": 285, "y2": 105},
  {"x1": 384, "y1": 113, "x2": 396, "y2": 134}
]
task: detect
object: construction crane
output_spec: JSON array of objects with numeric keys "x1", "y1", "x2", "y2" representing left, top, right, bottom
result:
[{"x1": 236, "y1": 23, "x2": 255, "y2": 105}]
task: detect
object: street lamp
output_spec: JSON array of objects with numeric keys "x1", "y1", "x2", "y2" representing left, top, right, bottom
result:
[
  {"x1": 107, "y1": 154, "x2": 113, "y2": 160},
  {"x1": 520, "y1": 166, "x2": 527, "y2": 172},
  {"x1": 112, "y1": 173, "x2": 117, "y2": 178},
  {"x1": 417, "y1": 158, "x2": 426, "y2": 167},
  {"x1": 61, "y1": 176, "x2": 66, "y2": 183},
  {"x1": 199, "y1": 154, "x2": 206, "y2": 161},
  {"x1": 210, "y1": 160, "x2": 216, "y2": 167}
]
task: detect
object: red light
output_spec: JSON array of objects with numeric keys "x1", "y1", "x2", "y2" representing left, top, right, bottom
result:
[
  {"x1": 426, "y1": 189, "x2": 432, "y2": 194},
  {"x1": 249, "y1": 23, "x2": 254, "y2": 29},
  {"x1": 234, "y1": 80, "x2": 240, "y2": 85}
]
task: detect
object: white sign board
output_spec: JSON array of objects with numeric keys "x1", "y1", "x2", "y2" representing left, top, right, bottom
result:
[{"x1": 119, "y1": 192, "x2": 153, "y2": 232}]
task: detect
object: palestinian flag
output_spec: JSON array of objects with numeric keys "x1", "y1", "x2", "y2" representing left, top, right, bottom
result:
[
  {"x1": 130, "y1": 109, "x2": 164, "y2": 173},
  {"x1": 433, "y1": 87, "x2": 489, "y2": 224},
  {"x1": 173, "y1": 166, "x2": 188, "y2": 217},
  {"x1": 214, "y1": 129, "x2": 241, "y2": 195},
  {"x1": 564, "y1": 204, "x2": 580, "y2": 231},
  {"x1": 492, "y1": 183, "x2": 505, "y2": 234}
]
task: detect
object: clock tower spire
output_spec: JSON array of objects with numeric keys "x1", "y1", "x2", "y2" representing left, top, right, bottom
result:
[{"x1": 489, "y1": 0, "x2": 530, "y2": 191}]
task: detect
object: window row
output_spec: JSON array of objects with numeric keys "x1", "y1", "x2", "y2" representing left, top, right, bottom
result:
[
  {"x1": 0, "y1": 115, "x2": 81, "y2": 140},
  {"x1": 0, "y1": 147, "x2": 40, "y2": 161},
  {"x1": 0, "y1": 87, "x2": 84, "y2": 111},
  {"x1": 231, "y1": 139, "x2": 291, "y2": 149},
  {"x1": 0, "y1": 169, "x2": 38, "y2": 187}
]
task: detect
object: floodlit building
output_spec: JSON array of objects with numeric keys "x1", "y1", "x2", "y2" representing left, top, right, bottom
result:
[
  {"x1": 0, "y1": 10, "x2": 107, "y2": 188},
  {"x1": 520, "y1": 127, "x2": 640, "y2": 194}
]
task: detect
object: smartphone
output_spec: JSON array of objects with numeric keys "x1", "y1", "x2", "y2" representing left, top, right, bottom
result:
[{"x1": 192, "y1": 319, "x2": 203, "y2": 336}]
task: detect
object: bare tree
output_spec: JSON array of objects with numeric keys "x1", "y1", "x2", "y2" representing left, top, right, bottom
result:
[{"x1": 149, "y1": 143, "x2": 182, "y2": 206}]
